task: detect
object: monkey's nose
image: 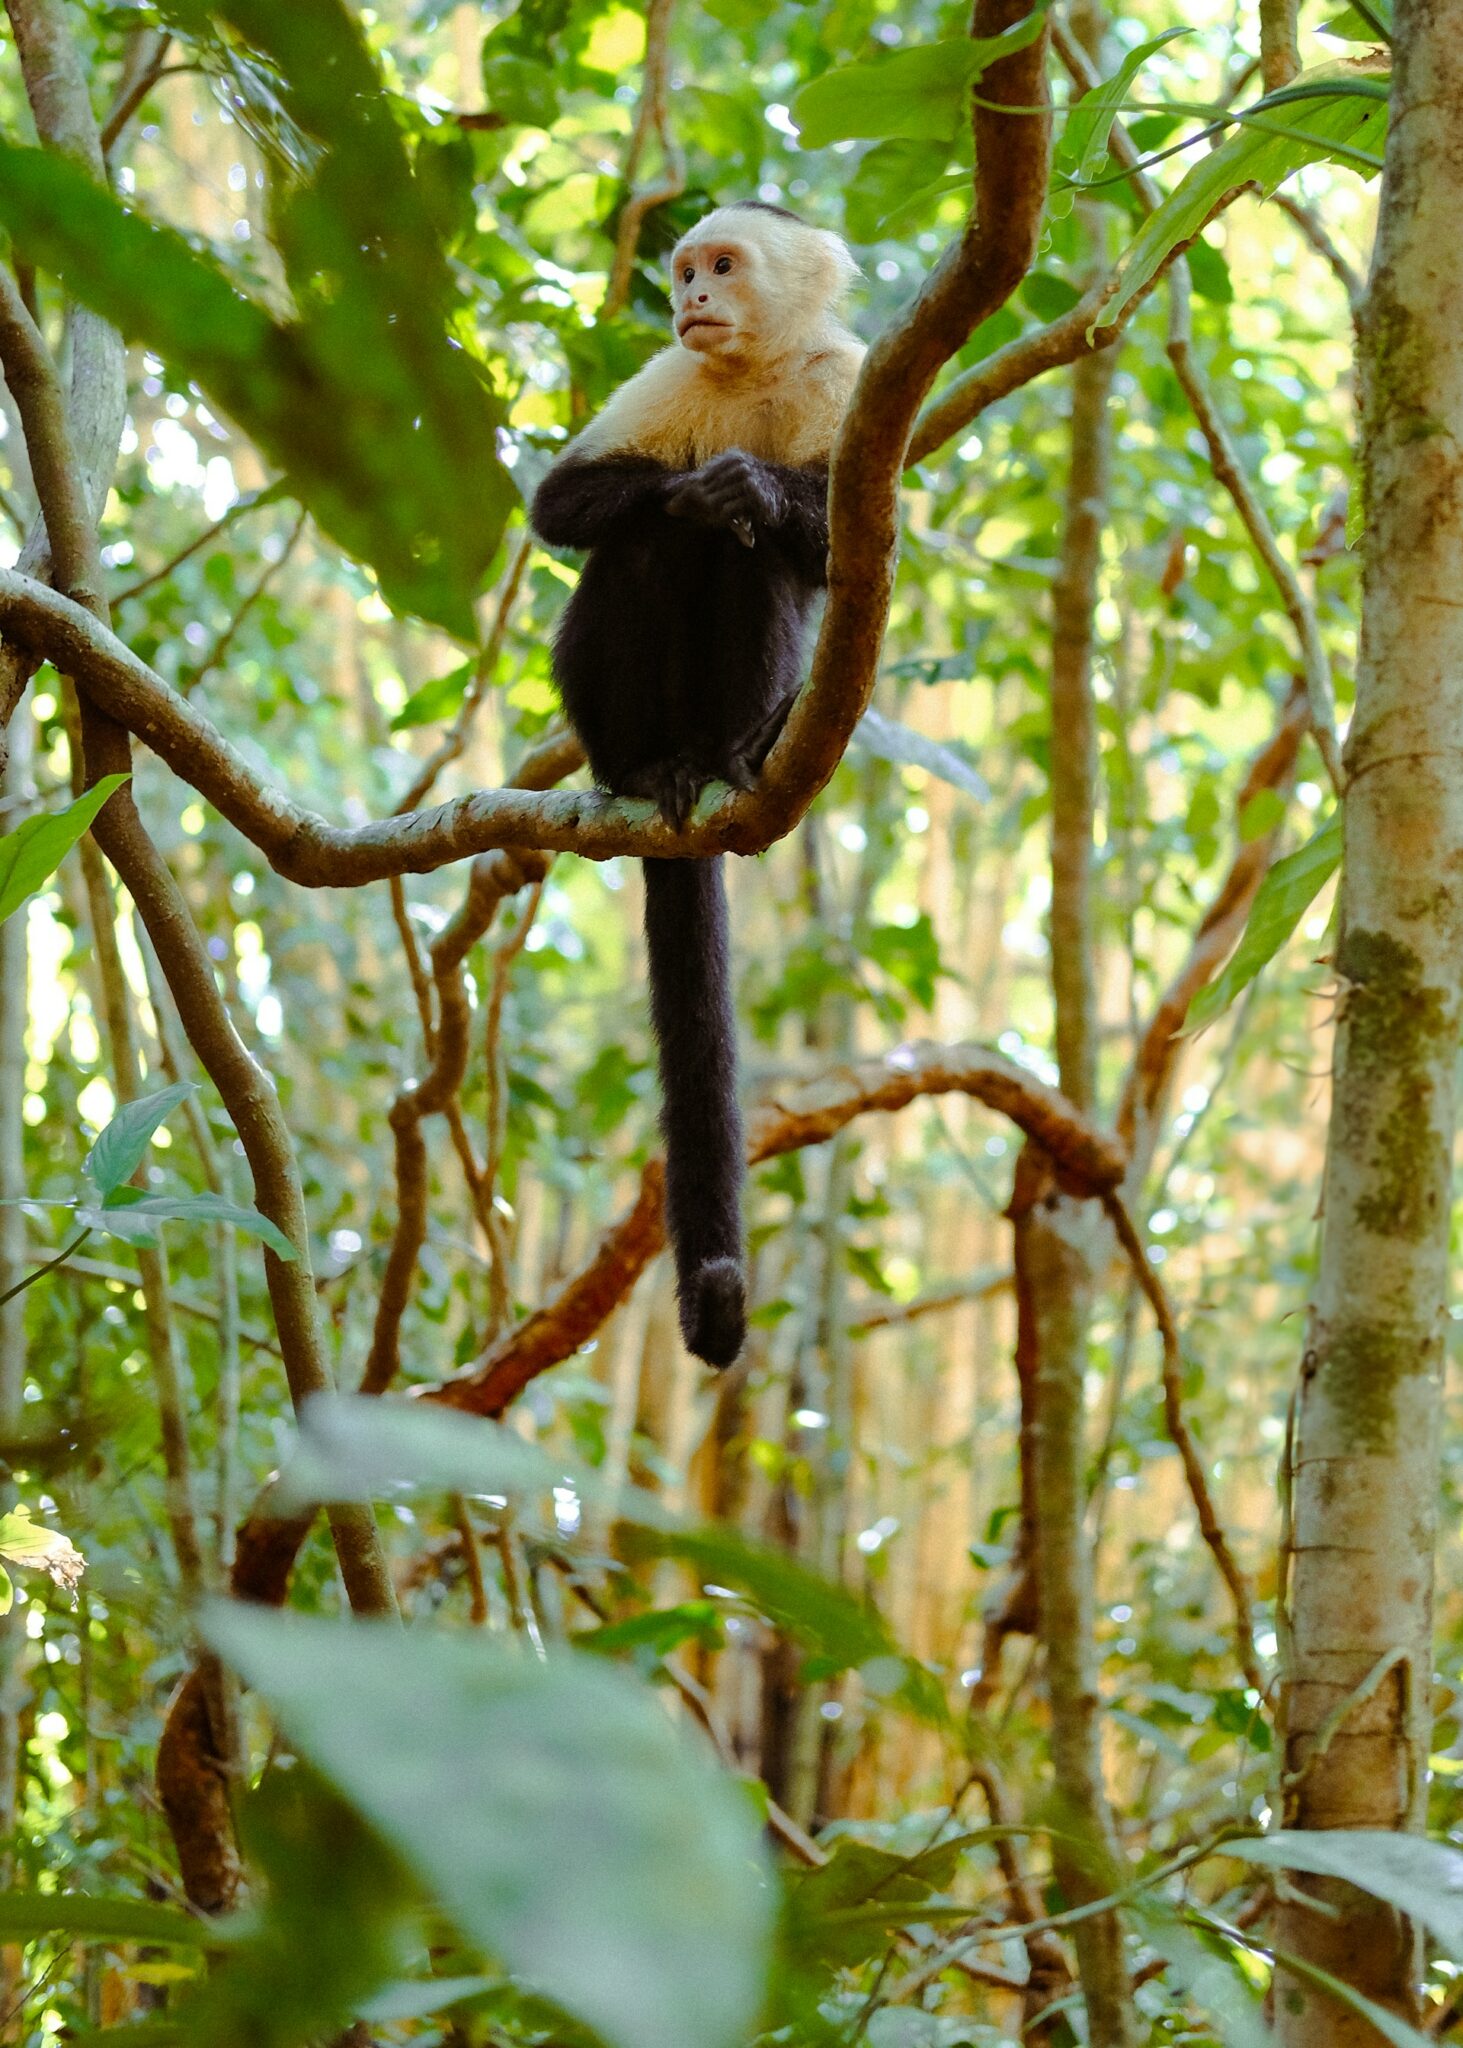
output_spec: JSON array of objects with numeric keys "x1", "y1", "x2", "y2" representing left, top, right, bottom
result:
[{"x1": 696, "y1": 292, "x2": 709, "y2": 303}]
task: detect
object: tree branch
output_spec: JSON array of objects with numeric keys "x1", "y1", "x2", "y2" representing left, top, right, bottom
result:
[
  {"x1": 425, "y1": 1040, "x2": 1124, "y2": 1417},
  {"x1": 1115, "y1": 678, "x2": 1310, "y2": 1171},
  {"x1": 1103, "y1": 1190, "x2": 1263, "y2": 1697},
  {"x1": 1166, "y1": 267, "x2": 1343, "y2": 792}
]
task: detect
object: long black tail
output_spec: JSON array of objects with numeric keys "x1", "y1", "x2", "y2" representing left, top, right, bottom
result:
[{"x1": 642, "y1": 857, "x2": 746, "y2": 1367}]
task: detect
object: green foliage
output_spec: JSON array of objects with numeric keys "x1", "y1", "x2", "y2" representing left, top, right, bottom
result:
[
  {"x1": 0, "y1": 775, "x2": 127, "y2": 927},
  {"x1": 1224, "y1": 1830, "x2": 1463, "y2": 1961},
  {"x1": 205, "y1": 1603, "x2": 774, "y2": 2048},
  {"x1": 0, "y1": 0, "x2": 518, "y2": 637},
  {"x1": 1104, "y1": 65, "x2": 1390, "y2": 328},
  {"x1": 790, "y1": 6, "x2": 1049, "y2": 146},
  {"x1": 1187, "y1": 810, "x2": 1340, "y2": 1030},
  {"x1": 84, "y1": 1081, "x2": 197, "y2": 1198}
]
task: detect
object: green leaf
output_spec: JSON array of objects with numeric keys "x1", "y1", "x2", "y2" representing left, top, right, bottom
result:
[
  {"x1": 85, "y1": 1082, "x2": 195, "y2": 1198},
  {"x1": 389, "y1": 659, "x2": 476, "y2": 731},
  {"x1": 356, "y1": 1976, "x2": 495, "y2": 2023},
  {"x1": 842, "y1": 140, "x2": 954, "y2": 242},
  {"x1": 1238, "y1": 787, "x2": 1286, "y2": 843},
  {"x1": 0, "y1": 1890, "x2": 213, "y2": 1947},
  {"x1": 1223, "y1": 1830, "x2": 1463, "y2": 1961},
  {"x1": 1186, "y1": 237, "x2": 1235, "y2": 304},
  {"x1": 1104, "y1": 64, "x2": 1389, "y2": 330},
  {"x1": 577, "y1": 1601, "x2": 726, "y2": 1659},
  {"x1": 77, "y1": 1192, "x2": 296, "y2": 1260},
  {"x1": 852, "y1": 708, "x2": 989, "y2": 801},
  {"x1": 1134, "y1": 1904, "x2": 1272, "y2": 2048},
  {"x1": 791, "y1": 8, "x2": 1048, "y2": 148},
  {"x1": 1186, "y1": 811, "x2": 1340, "y2": 1031},
  {"x1": 276, "y1": 1393, "x2": 674, "y2": 1524},
  {"x1": 626, "y1": 1523, "x2": 892, "y2": 1667},
  {"x1": 0, "y1": 1568, "x2": 13, "y2": 1616},
  {"x1": 1022, "y1": 270, "x2": 1083, "y2": 320},
  {"x1": 0, "y1": 775, "x2": 128, "y2": 927},
  {"x1": 204, "y1": 1605, "x2": 773, "y2": 2048},
  {"x1": 1322, "y1": 0, "x2": 1393, "y2": 39},
  {"x1": 0, "y1": 1505, "x2": 85, "y2": 1591},
  {"x1": 1051, "y1": 25, "x2": 1190, "y2": 218},
  {"x1": 0, "y1": 0, "x2": 516, "y2": 644}
]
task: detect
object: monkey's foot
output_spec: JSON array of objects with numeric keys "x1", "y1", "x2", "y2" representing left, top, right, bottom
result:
[
  {"x1": 723, "y1": 694, "x2": 796, "y2": 790},
  {"x1": 621, "y1": 755, "x2": 705, "y2": 829},
  {"x1": 679, "y1": 1257, "x2": 746, "y2": 1369}
]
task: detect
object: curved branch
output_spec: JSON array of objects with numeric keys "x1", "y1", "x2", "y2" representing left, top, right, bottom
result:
[
  {"x1": 0, "y1": 2, "x2": 1049, "y2": 873},
  {"x1": 426, "y1": 1039, "x2": 1124, "y2": 1418},
  {"x1": 752, "y1": 0, "x2": 1051, "y2": 830},
  {"x1": 361, "y1": 845, "x2": 550, "y2": 1395}
]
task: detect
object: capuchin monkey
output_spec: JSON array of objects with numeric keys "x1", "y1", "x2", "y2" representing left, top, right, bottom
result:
[{"x1": 530, "y1": 202, "x2": 864, "y2": 1367}]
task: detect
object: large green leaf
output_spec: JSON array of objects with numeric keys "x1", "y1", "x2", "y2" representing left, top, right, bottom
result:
[
  {"x1": 280, "y1": 1396, "x2": 942, "y2": 1713},
  {"x1": 204, "y1": 1605, "x2": 773, "y2": 2048},
  {"x1": 0, "y1": 1890, "x2": 213, "y2": 1947},
  {"x1": 1186, "y1": 811, "x2": 1340, "y2": 1031},
  {"x1": 1050, "y1": 26, "x2": 1190, "y2": 219},
  {"x1": 791, "y1": 7, "x2": 1048, "y2": 147},
  {"x1": 85, "y1": 1081, "x2": 196, "y2": 1199},
  {"x1": 277, "y1": 1392, "x2": 673, "y2": 1524},
  {"x1": 77, "y1": 1190, "x2": 296, "y2": 1259},
  {"x1": 0, "y1": 0, "x2": 515, "y2": 638},
  {"x1": 0, "y1": 775, "x2": 128, "y2": 927},
  {"x1": 1104, "y1": 63, "x2": 1389, "y2": 328},
  {"x1": 1224, "y1": 1830, "x2": 1463, "y2": 1961},
  {"x1": 1135, "y1": 1905, "x2": 1272, "y2": 2048}
]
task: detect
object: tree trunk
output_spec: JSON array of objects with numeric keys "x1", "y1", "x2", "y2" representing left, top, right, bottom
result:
[{"x1": 1274, "y1": 1, "x2": 1463, "y2": 2036}]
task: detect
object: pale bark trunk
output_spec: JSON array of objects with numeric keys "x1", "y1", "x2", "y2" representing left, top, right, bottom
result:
[{"x1": 1274, "y1": 1, "x2": 1463, "y2": 2035}]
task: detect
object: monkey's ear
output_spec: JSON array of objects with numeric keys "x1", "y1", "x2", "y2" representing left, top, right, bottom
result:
[{"x1": 812, "y1": 228, "x2": 860, "y2": 302}]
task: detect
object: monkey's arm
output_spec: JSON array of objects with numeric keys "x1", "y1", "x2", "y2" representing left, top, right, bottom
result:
[
  {"x1": 530, "y1": 454, "x2": 680, "y2": 550},
  {"x1": 666, "y1": 453, "x2": 830, "y2": 581}
]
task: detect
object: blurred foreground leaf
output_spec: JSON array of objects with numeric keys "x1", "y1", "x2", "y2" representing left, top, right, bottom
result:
[{"x1": 205, "y1": 1603, "x2": 773, "y2": 2048}]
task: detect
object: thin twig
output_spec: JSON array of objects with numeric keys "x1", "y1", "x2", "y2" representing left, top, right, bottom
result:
[
  {"x1": 1102, "y1": 1189, "x2": 1264, "y2": 1697},
  {"x1": 182, "y1": 505, "x2": 306, "y2": 695},
  {"x1": 1166, "y1": 269, "x2": 1343, "y2": 794},
  {"x1": 113, "y1": 482, "x2": 286, "y2": 606},
  {"x1": 601, "y1": 0, "x2": 684, "y2": 320},
  {"x1": 481, "y1": 879, "x2": 543, "y2": 1338}
]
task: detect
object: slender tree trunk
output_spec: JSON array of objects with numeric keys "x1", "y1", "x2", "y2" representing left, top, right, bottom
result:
[
  {"x1": 1274, "y1": 2, "x2": 1463, "y2": 2037},
  {"x1": 0, "y1": 703, "x2": 31, "y2": 2039}
]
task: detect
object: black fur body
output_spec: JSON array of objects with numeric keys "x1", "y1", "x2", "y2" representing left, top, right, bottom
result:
[{"x1": 530, "y1": 449, "x2": 831, "y2": 1365}]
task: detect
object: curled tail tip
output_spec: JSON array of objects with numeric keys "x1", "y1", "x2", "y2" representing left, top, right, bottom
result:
[{"x1": 680, "y1": 1257, "x2": 746, "y2": 1369}]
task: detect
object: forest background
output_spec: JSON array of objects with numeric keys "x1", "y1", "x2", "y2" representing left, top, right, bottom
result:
[{"x1": 0, "y1": 0, "x2": 1453, "y2": 2042}]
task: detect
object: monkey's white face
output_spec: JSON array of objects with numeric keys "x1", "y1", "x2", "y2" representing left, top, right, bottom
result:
[{"x1": 671, "y1": 233, "x2": 763, "y2": 358}]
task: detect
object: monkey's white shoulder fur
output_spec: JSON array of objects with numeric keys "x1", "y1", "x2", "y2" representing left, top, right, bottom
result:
[{"x1": 572, "y1": 327, "x2": 865, "y2": 471}]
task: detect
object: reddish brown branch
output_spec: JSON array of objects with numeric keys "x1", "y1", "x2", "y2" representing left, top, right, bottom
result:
[
  {"x1": 427, "y1": 1041, "x2": 1122, "y2": 1417},
  {"x1": 1116, "y1": 679, "x2": 1309, "y2": 1164}
]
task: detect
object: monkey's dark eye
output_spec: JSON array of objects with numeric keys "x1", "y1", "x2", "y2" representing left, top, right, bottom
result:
[
  {"x1": 713, "y1": 255, "x2": 733, "y2": 275},
  {"x1": 681, "y1": 265, "x2": 695, "y2": 283}
]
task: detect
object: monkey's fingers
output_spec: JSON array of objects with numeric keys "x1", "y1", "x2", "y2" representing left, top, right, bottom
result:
[{"x1": 730, "y1": 518, "x2": 755, "y2": 549}]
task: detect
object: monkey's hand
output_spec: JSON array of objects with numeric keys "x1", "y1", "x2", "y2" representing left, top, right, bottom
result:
[{"x1": 665, "y1": 450, "x2": 781, "y2": 540}]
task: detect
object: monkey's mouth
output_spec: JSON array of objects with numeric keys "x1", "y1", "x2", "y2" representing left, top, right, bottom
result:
[{"x1": 678, "y1": 315, "x2": 731, "y2": 336}]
